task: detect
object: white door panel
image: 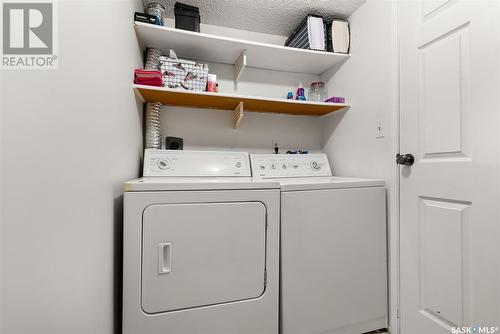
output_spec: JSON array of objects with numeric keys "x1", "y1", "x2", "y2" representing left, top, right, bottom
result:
[
  {"x1": 142, "y1": 202, "x2": 266, "y2": 313},
  {"x1": 419, "y1": 25, "x2": 467, "y2": 157},
  {"x1": 399, "y1": 0, "x2": 500, "y2": 333},
  {"x1": 419, "y1": 198, "x2": 468, "y2": 326}
]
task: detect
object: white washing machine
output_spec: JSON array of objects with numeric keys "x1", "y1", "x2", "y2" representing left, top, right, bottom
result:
[
  {"x1": 250, "y1": 154, "x2": 388, "y2": 334},
  {"x1": 123, "y1": 149, "x2": 280, "y2": 334}
]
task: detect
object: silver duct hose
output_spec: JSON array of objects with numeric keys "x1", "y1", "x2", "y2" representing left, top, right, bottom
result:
[
  {"x1": 144, "y1": 48, "x2": 162, "y2": 71},
  {"x1": 145, "y1": 102, "x2": 162, "y2": 149},
  {"x1": 144, "y1": 49, "x2": 163, "y2": 149}
]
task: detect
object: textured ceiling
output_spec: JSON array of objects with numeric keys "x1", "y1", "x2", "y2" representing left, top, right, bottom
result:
[{"x1": 145, "y1": 0, "x2": 366, "y2": 36}]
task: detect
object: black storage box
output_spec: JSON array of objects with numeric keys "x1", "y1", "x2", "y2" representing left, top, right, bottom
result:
[
  {"x1": 174, "y1": 2, "x2": 200, "y2": 32},
  {"x1": 134, "y1": 12, "x2": 159, "y2": 25}
]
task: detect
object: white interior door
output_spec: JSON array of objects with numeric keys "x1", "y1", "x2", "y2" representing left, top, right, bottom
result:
[{"x1": 399, "y1": 1, "x2": 500, "y2": 333}]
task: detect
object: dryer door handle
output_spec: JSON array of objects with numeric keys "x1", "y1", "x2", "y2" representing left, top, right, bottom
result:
[{"x1": 158, "y1": 242, "x2": 172, "y2": 274}]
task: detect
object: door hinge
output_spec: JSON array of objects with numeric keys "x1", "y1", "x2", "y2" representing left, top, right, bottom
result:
[{"x1": 397, "y1": 309, "x2": 400, "y2": 319}]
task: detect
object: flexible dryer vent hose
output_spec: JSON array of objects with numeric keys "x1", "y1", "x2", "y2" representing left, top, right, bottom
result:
[
  {"x1": 145, "y1": 102, "x2": 162, "y2": 149},
  {"x1": 143, "y1": 47, "x2": 163, "y2": 150}
]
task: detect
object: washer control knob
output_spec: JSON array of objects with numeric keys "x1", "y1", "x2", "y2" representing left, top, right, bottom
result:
[
  {"x1": 310, "y1": 161, "x2": 321, "y2": 170},
  {"x1": 235, "y1": 161, "x2": 242, "y2": 168},
  {"x1": 157, "y1": 159, "x2": 171, "y2": 170}
]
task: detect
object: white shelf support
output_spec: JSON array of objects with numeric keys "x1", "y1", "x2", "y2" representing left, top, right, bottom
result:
[
  {"x1": 233, "y1": 102, "x2": 244, "y2": 129},
  {"x1": 234, "y1": 49, "x2": 247, "y2": 81}
]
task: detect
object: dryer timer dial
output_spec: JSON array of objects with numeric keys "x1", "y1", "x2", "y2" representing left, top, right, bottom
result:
[
  {"x1": 310, "y1": 161, "x2": 321, "y2": 170},
  {"x1": 157, "y1": 159, "x2": 171, "y2": 170}
]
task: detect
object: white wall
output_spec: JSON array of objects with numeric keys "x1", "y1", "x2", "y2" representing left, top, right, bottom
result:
[
  {"x1": 320, "y1": 0, "x2": 399, "y2": 331},
  {"x1": 0, "y1": 1, "x2": 143, "y2": 333},
  {"x1": 161, "y1": 106, "x2": 323, "y2": 153},
  {"x1": 164, "y1": 17, "x2": 287, "y2": 45}
]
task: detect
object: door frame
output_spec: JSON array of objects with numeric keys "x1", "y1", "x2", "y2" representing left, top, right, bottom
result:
[{"x1": 390, "y1": 1, "x2": 401, "y2": 333}]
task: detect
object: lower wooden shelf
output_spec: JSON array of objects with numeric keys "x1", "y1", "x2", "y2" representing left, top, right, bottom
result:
[{"x1": 134, "y1": 85, "x2": 348, "y2": 116}]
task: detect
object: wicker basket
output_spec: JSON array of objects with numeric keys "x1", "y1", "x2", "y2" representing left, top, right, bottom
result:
[{"x1": 159, "y1": 56, "x2": 209, "y2": 91}]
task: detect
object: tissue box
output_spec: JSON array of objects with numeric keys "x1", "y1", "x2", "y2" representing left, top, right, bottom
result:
[{"x1": 159, "y1": 56, "x2": 208, "y2": 91}]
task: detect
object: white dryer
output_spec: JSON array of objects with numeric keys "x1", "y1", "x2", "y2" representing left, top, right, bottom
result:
[
  {"x1": 250, "y1": 154, "x2": 388, "y2": 334},
  {"x1": 123, "y1": 149, "x2": 280, "y2": 334}
]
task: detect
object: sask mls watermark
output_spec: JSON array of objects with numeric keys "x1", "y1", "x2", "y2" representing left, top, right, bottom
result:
[
  {"x1": 452, "y1": 327, "x2": 500, "y2": 334},
  {"x1": 1, "y1": 0, "x2": 58, "y2": 69}
]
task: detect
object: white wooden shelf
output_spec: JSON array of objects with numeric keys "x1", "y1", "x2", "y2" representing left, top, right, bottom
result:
[
  {"x1": 134, "y1": 22, "x2": 350, "y2": 77},
  {"x1": 134, "y1": 84, "x2": 348, "y2": 128}
]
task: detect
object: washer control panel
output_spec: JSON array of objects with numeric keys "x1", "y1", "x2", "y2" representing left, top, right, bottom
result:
[
  {"x1": 144, "y1": 149, "x2": 251, "y2": 177},
  {"x1": 250, "y1": 154, "x2": 332, "y2": 178}
]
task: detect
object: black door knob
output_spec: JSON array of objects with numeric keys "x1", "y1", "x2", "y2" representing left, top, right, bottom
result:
[{"x1": 396, "y1": 153, "x2": 415, "y2": 166}]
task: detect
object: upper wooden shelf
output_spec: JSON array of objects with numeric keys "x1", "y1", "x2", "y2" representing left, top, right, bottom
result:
[
  {"x1": 134, "y1": 84, "x2": 348, "y2": 127},
  {"x1": 134, "y1": 22, "x2": 350, "y2": 76}
]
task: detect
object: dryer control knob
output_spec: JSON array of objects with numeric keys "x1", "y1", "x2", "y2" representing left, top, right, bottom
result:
[
  {"x1": 157, "y1": 159, "x2": 171, "y2": 170},
  {"x1": 310, "y1": 161, "x2": 321, "y2": 170}
]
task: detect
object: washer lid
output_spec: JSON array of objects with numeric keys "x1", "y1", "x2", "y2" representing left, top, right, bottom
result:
[
  {"x1": 276, "y1": 176, "x2": 385, "y2": 191},
  {"x1": 124, "y1": 177, "x2": 280, "y2": 191}
]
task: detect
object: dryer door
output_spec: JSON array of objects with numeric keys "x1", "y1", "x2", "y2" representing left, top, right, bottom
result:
[{"x1": 141, "y1": 201, "x2": 267, "y2": 314}]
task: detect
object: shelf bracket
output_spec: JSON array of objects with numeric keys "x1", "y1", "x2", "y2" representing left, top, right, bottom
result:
[
  {"x1": 234, "y1": 49, "x2": 247, "y2": 82},
  {"x1": 233, "y1": 102, "x2": 244, "y2": 129}
]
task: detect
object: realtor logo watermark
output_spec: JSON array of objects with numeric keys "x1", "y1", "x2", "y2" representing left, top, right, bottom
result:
[{"x1": 2, "y1": 0, "x2": 58, "y2": 69}]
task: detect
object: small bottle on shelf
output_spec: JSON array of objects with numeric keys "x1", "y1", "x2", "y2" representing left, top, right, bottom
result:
[
  {"x1": 295, "y1": 83, "x2": 306, "y2": 101},
  {"x1": 206, "y1": 74, "x2": 217, "y2": 92}
]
